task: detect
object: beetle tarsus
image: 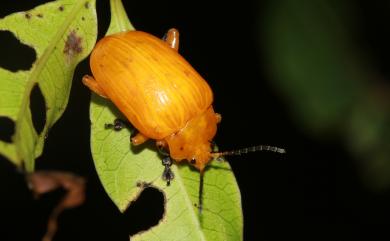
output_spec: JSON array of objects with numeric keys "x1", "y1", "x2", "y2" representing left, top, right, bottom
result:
[
  {"x1": 162, "y1": 156, "x2": 172, "y2": 166},
  {"x1": 162, "y1": 157, "x2": 174, "y2": 186},
  {"x1": 105, "y1": 118, "x2": 129, "y2": 131},
  {"x1": 162, "y1": 167, "x2": 174, "y2": 186}
]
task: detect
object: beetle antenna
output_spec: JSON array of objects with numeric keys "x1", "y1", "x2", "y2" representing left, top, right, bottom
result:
[{"x1": 211, "y1": 145, "x2": 286, "y2": 158}]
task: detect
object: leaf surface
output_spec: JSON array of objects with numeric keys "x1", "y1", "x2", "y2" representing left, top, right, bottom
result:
[{"x1": 0, "y1": 0, "x2": 97, "y2": 171}]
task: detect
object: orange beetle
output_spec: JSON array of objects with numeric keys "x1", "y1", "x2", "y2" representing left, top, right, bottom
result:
[
  {"x1": 83, "y1": 28, "x2": 286, "y2": 212},
  {"x1": 83, "y1": 29, "x2": 221, "y2": 184}
]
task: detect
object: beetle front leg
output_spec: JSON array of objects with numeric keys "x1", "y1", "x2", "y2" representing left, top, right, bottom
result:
[
  {"x1": 82, "y1": 75, "x2": 109, "y2": 98},
  {"x1": 162, "y1": 28, "x2": 180, "y2": 51},
  {"x1": 156, "y1": 140, "x2": 169, "y2": 156}
]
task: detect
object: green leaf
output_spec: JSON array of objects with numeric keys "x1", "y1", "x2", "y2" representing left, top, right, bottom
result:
[
  {"x1": 106, "y1": 0, "x2": 135, "y2": 35},
  {"x1": 89, "y1": 0, "x2": 243, "y2": 240},
  {"x1": 91, "y1": 97, "x2": 243, "y2": 241},
  {"x1": 0, "y1": 0, "x2": 97, "y2": 171}
]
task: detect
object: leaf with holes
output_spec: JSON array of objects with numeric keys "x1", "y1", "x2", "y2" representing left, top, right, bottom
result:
[
  {"x1": 89, "y1": 0, "x2": 243, "y2": 240},
  {"x1": 0, "y1": 0, "x2": 97, "y2": 171}
]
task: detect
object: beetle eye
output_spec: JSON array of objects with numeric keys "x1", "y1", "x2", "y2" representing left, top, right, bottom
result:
[{"x1": 190, "y1": 158, "x2": 196, "y2": 164}]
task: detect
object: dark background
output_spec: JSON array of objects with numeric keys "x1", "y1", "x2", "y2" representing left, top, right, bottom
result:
[{"x1": 1, "y1": 0, "x2": 390, "y2": 241}]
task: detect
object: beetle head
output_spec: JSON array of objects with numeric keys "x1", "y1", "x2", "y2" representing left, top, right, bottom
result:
[
  {"x1": 190, "y1": 143, "x2": 212, "y2": 170},
  {"x1": 165, "y1": 106, "x2": 219, "y2": 171},
  {"x1": 167, "y1": 140, "x2": 212, "y2": 171}
]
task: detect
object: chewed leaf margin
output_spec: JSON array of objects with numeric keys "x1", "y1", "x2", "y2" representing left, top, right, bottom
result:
[{"x1": 0, "y1": 0, "x2": 97, "y2": 171}]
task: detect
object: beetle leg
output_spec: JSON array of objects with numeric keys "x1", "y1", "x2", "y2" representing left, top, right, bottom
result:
[
  {"x1": 156, "y1": 140, "x2": 167, "y2": 149},
  {"x1": 131, "y1": 132, "x2": 149, "y2": 146},
  {"x1": 162, "y1": 28, "x2": 179, "y2": 51},
  {"x1": 215, "y1": 113, "x2": 222, "y2": 123},
  {"x1": 105, "y1": 118, "x2": 129, "y2": 131},
  {"x1": 105, "y1": 120, "x2": 149, "y2": 146},
  {"x1": 82, "y1": 75, "x2": 109, "y2": 98},
  {"x1": 156, "y1": 140, "x2": 169, "y2": 156},
  {"x1": 162, "y1": 157, "x2": 174, "y2": 186}
]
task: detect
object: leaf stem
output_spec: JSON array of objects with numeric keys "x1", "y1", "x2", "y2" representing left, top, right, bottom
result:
[{"x1": 107, "y1": 0, "x2": 134, "y2": 35}]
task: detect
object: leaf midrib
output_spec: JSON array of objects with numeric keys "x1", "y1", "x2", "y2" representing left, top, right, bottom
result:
[
  {"x1": 15, "y1": 0, "x2": 90, "y2": 171},
  {"x1": 108, "y1": 0, "x2": 134, "y2": 34},
  {"x1": 173, "y1": 166, "x2": 207, "y2": 241}
]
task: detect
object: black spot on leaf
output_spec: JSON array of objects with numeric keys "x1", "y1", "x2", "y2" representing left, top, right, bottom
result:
[
  {"x1": 30, "y1": 84, "x2": 46, "y2": 135},
  {"x1": 124, "y1": 187, "x2": 165, "y2": 235},
  {"x1": 58, "y1": 5, "x2": 64, "y2": 11},
  {"x1": 36, "y1": 13, "x2": 43, "y2": 18},
  {"x1": 0, "y1": 31, "x2": 36, "y2": 72},
  {"x1": 0, "y1": 117, "x2": 15, "y2": 143}
]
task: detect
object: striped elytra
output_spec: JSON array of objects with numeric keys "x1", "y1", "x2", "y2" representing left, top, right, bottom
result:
[{"x1": 83, "y1": 30, "x2": 220, "y2": 171}]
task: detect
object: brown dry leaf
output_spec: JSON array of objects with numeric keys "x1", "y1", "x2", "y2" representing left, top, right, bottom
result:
[{"x1": 27, "y1": 171, "x2": 86, "y2": 241}]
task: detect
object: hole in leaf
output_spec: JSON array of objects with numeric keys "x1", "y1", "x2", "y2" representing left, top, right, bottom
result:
[
  {"x1": 0, "y1": 0, "x2": 55, "y2": 18},
  {"x1": 123, "y1": 187, "x2": 165, "y2": 235},
  {"x1": 0, "y1": 116, "x2": 15, "y2": 143},
  {"x1": 0, "y1": 30, "x2": 36, "y2": 72},
  {"x1": 30, "y1": 84, "x2": 46, "y2": 135}
]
